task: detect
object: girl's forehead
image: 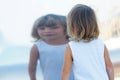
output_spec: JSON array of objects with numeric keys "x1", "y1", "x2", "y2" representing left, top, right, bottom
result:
[
  {"x1": 39, "y1": 24, "x2": 63, "y2": 28},
  {"x1": 38, "y1": 20, "x2": 63, "y2": 27}
]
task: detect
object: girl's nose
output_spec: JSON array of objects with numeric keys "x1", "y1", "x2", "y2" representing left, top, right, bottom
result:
[{"x1": 44, "y1": 27, "x2": 51, "y2": 32}]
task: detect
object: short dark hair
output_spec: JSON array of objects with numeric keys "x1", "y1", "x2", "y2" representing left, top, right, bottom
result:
[{"x1": 31, "y1": 14, "x2": 68, "y2": 41}]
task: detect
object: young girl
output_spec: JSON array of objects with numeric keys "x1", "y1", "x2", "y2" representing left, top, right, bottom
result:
[
  {"x1": 28, "y1": 14, "x2": 73, "y2": 80},
  {"x1": 61, "y1": 4, "x2": 114, "y2": 80}
]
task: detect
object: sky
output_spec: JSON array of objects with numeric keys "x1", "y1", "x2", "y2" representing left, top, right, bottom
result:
[{"x1": 0, "y1": 0, "x2": 120, "y2": 45}]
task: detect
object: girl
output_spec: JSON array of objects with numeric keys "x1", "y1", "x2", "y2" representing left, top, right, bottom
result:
[
  {"x1": 28, "y1": 14, "x2": 73, "y2": 80},
  {"x1": 61, "y1": 4, "x2": 114, "y2": 80}
]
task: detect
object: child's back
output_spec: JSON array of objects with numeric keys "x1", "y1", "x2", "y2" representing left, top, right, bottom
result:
[
  {"x1": 69, "y1": 38, "x2": 109, "y2": 80},
  {"x1": 61, "y1": 4, "x2": 114, "y2": 80}
]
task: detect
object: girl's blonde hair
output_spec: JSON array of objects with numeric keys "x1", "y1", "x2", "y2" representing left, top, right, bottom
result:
[
  {"x1": 31, "y1": 14, "x2": 68, "y2": 41},
  {"x1": 67, "y1": 4, "x2": 99, "y2": 42}
]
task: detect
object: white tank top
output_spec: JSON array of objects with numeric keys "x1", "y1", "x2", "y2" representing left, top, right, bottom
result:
[{"x1": 69, "y1": 38, "x2": 109, "y2": 80}]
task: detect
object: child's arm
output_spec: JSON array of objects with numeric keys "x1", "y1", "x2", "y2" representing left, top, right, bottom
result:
[
  {"x1": 104, "y1": 45, "x2": 114, "y2": 80},
  {"x1": 61, "y1": 44, "x2": 73, "y2": 80},
  {"x1": 28, "y1": 45, "x2": 39, "y2": 80}
]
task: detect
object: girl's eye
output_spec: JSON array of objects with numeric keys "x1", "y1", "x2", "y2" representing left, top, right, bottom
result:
[{"x1": 38, "y1": 27, "x2": 45, "y2": 30}]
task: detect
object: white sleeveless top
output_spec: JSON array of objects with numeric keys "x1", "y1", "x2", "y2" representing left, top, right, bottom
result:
[{"x1": 69, "y1": 38, "x2": 109, "y2": 80}]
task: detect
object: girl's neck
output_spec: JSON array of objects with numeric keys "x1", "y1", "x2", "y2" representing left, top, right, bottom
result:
[{"x1": 43, "y1": 38, "x2": 68, "y2": 45}]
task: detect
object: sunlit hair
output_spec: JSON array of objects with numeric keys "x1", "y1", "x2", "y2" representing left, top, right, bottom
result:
[
  {"x1": 67, "y1": 4, "x2": 99, "y2": 42},
  {"x1": 31, "y1": 14, "x2": 68, "y2": 41}
]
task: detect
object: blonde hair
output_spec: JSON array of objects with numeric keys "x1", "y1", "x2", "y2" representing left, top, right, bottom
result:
[{"x1": 67, "y1": 4, "x2": 99, "y2": 42}]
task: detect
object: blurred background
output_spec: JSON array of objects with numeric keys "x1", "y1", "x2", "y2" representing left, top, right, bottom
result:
[{"x1": 0, "y1": 0, "x2": 120, "y2": 80}]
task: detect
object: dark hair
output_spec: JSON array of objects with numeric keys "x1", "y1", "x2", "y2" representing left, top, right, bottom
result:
[
  {"x1": 31, "y1": 14, "x2": 68, "y2": 41},
  {"x1": 67, "y1": 4, "x2": 99, "y2": 42}
]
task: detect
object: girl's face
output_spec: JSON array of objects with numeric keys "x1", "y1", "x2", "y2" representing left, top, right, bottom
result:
[{"x1": 37, "y1": 24, "x2": 65, "y2": 42}]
